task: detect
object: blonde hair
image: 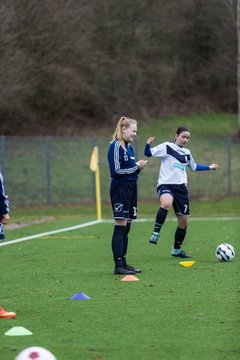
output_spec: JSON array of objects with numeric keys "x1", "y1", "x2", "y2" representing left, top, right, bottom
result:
[{"x1": 112, "y1": 116, "x2": 137, "y2": 150}]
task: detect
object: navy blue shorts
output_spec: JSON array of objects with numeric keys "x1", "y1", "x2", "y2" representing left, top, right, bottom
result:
[
  {"x1": 157, "y1": 184, "x2": 190, "y2": 215},
  {"x1": 110, "y1": 180, "x2": 137, "y2": 220}
]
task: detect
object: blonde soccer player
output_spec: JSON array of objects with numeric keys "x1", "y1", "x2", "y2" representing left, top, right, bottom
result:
[{"x1": 108, "y1": 116, "x2": 147, "y2": 274}]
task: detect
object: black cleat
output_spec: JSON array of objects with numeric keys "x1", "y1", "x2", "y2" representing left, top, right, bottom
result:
[
  {"x1": 124, "y1": 264, "x2": 142, "y2": 273},
  {"x1": 171, "y1": 249, "x2": 192, "y2": 258},
  {"x1": 113, "y1": 266, "x2": 136, "y2": 275}
]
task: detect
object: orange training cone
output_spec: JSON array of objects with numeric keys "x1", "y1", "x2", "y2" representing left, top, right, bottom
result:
[{"x1": 121, "y1": 275, "x2": 139, "y2": 282}]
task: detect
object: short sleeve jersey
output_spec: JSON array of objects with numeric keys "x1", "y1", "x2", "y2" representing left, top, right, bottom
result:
[{"x1": 150, "y1": 142, "x2": 197, "y2": 186}]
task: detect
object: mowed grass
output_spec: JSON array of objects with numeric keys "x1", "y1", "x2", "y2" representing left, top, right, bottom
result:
[{"x1": 1, "y1": 216, "x2": 240, "y2": 360}]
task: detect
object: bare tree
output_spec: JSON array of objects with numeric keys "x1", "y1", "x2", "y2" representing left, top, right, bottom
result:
[{"x1": 0, "y1": 0, "x2": 238, "y2": 135}]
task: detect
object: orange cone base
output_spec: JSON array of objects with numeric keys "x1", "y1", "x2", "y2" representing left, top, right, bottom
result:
[{"x1": 121, "y1": 275, "x2": 139, "y2": 282}]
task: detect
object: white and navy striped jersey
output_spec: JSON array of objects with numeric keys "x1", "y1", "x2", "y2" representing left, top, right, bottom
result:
[
  {"x1": 108, "y1": 140, "x2": 139, "y2": 184},
  {"x1": 144, "y1": 141, "x2": 197, "y2": 186}
]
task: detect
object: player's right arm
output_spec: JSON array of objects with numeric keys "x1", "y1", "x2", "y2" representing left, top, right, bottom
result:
[
  {"x1": 144, "y1": 137, "x2": 155, "y2": 157},
  {"x1": 146, "y1": 136, "x2": 155, "y2": 145},
  {"x1": 144, "y1": 137, "x2": 166, "y2": 158}
]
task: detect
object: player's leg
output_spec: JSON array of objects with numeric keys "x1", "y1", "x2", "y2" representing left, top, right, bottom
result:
[
  {"x1": 110, "y1": 183, "x2": 136, "y2": 275},
  {"x1": 171, "y1": 215, "x2": 191, "y2": 258},
  {"x1": 122, "y1": 220, "x2": 131, "y2": 267},
  {"x1": 122, "y1": 220, "x2": 142, "y2": 272},
  {"x1": 173, "y1": 213, "x2": 189, "y2": 246},
  {"x1": 171, "y1": 186, "x2": 191, "y2": 258},
  {"x1": 112, "y1": 218, "x2": 127, "y2": 270},
  {"x1": 149, "y1": 189, "x2": 173, "y2": 245},
  {"x1": 122, "y1": 182, "x2": 142, "y2": 273}
]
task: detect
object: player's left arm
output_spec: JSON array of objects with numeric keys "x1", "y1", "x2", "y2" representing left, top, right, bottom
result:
[
  {"x1": 196, "y1": 163, "x2": 219, "y2": 171},
  {"x1": 188, "y1": 152, "x2": 219, "y2": 172}
]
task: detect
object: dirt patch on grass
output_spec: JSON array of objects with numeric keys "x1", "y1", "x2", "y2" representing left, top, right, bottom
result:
[{"x1": 5, "y1": 216, "x2": 55, "y2": 230}]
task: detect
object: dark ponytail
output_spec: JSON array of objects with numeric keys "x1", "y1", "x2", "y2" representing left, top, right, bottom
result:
[{"x1": 176, "y1": 126, "x2": 190, "y2": 135}]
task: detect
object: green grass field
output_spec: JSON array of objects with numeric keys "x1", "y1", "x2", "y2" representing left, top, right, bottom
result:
[
  {"x1": 1, "y1": 112, "x2": 240, "y2": 359},
  {"x1": 1, "y1": 207, "x2": 240, "y2": 360}
]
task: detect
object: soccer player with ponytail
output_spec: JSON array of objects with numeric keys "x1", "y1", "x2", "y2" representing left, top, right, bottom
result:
[
  {"x1": 144, "y1": 127, "x2": 219, "y2": 258},
  {"x1": 108, "y1": 116, "x2": 147, "y2": 274}
]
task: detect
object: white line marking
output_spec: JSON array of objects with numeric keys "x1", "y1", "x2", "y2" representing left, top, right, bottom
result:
[
  {"x1": 1, "y1": 216, "x2": 239, "y2": 247},
  {"x1": 0, "y1": 220, "x2": 101, "y2": 247},
  {"x1": 149, "y1": 217, "x2": 240, "y2": 222},
  {"x1": 103, "y1": 217, "x2": 240, "y2": 223}
]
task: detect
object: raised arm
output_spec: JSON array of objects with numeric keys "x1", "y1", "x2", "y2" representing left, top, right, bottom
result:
[{"x1": 144, "y1": 136, "x2": 155, "y2": 157}]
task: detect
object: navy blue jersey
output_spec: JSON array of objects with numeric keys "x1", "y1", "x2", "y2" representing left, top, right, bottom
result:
[
  {"x1": 108, "y1": 140, "x2": 139, "y2": 184},
  {"x1": 0, "y1": 170, "x2": 9, "y2": 215}
]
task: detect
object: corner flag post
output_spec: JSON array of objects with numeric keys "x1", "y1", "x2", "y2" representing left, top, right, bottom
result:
[{"x1": 89, "y1": 146, "x2": 102, "y2": 221}]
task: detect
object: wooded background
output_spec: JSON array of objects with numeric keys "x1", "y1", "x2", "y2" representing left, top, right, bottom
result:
[{"x1": 0, "y1": 0, "x2": 237, "y2": 135}]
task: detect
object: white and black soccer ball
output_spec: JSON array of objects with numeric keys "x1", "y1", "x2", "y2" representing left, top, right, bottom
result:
[
  {"x1": 16, "y1": 346, "x2": 57, "y2": 360},
  {"x1": 215, "y1": 243, "x2": 235, "y2": 262}
]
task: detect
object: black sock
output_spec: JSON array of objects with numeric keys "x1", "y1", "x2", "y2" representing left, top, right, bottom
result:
[
  {"x1": 174, "y1": 227, "x2": 187, "y2": 249},
  {"x1": 154, "y1": 207, "x2": 168, "y2": 233},
  {"x1": 112, "y1": 225, "x2": 126, "y2": 268},
  {"x1": 122, "y1": 222, "x2": 131, "y2": 266}
]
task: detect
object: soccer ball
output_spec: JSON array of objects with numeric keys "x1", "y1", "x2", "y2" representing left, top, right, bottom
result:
[
  {"x1": 16, "y1": 346, "x2": 57, "y2": 360},
  {"x1": 215, "y1": 243, "x2": 235, "y2": 262}
]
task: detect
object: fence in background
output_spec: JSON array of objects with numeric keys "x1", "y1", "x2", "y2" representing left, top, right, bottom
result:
[{"x1": 0, "y1": 136, "x2": 239, "y2": 207}]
